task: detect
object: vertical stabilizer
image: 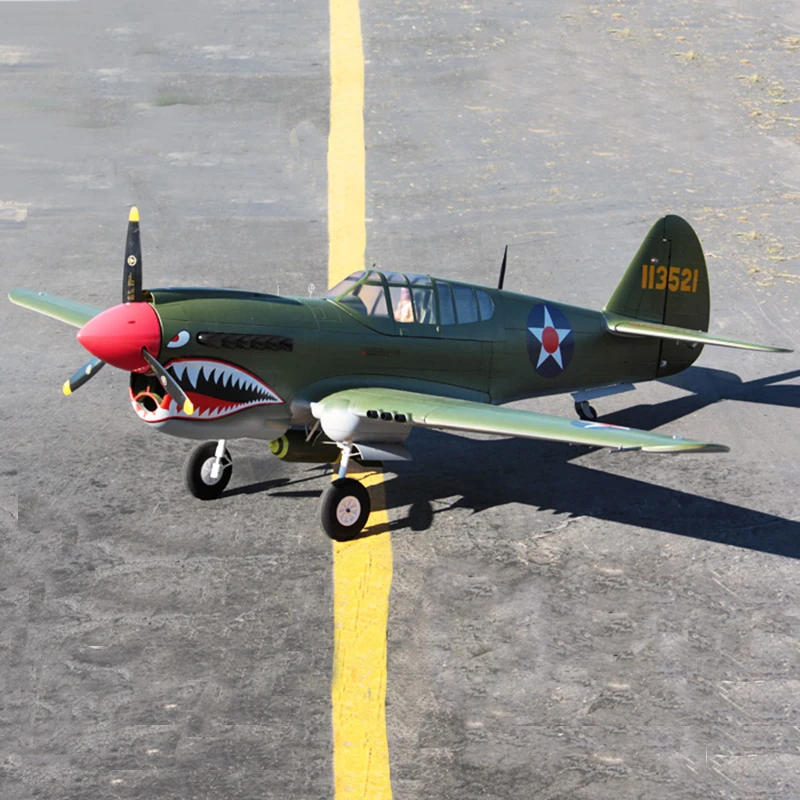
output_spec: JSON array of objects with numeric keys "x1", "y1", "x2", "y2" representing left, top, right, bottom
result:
[{"x1": 604, "y1": 215, "x2": 710, "y2": 377}]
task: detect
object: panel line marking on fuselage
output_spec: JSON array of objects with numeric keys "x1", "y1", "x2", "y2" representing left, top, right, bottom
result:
[{"x1": 328, "y1": 2, "x2": 394, "y2": 798}]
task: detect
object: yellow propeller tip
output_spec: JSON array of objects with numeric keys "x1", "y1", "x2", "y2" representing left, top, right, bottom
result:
[
  {"x1": 129, "y1": 206, "x2": 140, "y2": 223},
  {"x1": 183, "y1": 399, "x2": 195, "y2": 416},
  {"x1": 62, "y1": 380, "x2": 72, "y2": 396}
]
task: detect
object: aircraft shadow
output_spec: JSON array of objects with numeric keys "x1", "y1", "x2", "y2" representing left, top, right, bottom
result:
[
  {"x1": 224, "y1": 477, "x2": 291, "y2": 497},
  {"x1": 223, "y1": 469, "x2": 325, "y2": 498},
  {"x1": 231, "y1": 367, "x2": 799, "y2": 558},
  {"x1": 372, "y1": 366, "x2": 800, "y2": 557},
  {"x1": 376, "y1": 431, "x2": 800, "y2": 558},
  {"x1": 602, "y1": 366, "x2": 800, "y2": 430}
]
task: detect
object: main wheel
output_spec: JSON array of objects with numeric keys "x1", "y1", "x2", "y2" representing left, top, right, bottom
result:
[
  {"x1": 575, "y1": 401, "x2": 598, "y2": 422},
  {"x1": 321, "y1": 478, "x2": 371, "y2": 541},
  {"x1": 184, "y1": 442, "x2": 232, "y2": 500}
]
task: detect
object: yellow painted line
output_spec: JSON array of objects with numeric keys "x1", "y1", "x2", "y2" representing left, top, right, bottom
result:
[
  {"x1": 331, "y1": 467, "x2": 392, "y2": 798},
  {"x1": 328, "y1": 1, "x2": 393, "y2": 799},
  {"x1": 329, "y1": 0, "x2": 366, "y2": 288}
]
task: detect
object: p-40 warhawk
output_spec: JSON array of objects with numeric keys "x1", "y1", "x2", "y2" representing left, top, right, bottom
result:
[{"x1": 9, "y1": 210, "x2": 791, "y2": 539}]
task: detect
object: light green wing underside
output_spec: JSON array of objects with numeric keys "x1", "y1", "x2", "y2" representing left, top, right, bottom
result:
[
  {"x1": 315, "y1": 387, "x2": 729, "y2": 454},
  {"x1": 604, "y1": 312, "x2": 792, "y2": 353},
  {"x1": 9, "y1": 289, "x2": 103, "y2": 329}
]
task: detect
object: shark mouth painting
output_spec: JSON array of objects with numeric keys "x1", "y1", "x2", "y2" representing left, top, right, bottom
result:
[{"x1": 130, "y1": 358, "x2": 283, "y2": 423}]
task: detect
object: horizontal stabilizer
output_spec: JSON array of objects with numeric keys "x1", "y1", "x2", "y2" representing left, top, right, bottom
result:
[
  {"x1": 604, "y1": 312, "x2": 792, "y2": 353},
  {"x1": 9, "y1": 289, "x2": 102, "y2": 329}
]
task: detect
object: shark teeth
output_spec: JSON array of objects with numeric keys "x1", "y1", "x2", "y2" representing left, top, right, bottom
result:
[
  {"x1": 185, "y1": 363, "x2": 202, "y2": 389},
  {"x1": 133, "y1": 358, "x2": 283, "y2": 423}
]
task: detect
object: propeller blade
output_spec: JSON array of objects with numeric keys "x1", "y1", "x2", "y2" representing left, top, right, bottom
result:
[
  {"x1": 140, "y1": 349, "x2": 195, "y2": 416},
  {"x1": 62, "y1": 357, "x2": 105, "y2": 395},
  {"x1": 123, "y1": 206, "x2": 143, "y2": 303}
]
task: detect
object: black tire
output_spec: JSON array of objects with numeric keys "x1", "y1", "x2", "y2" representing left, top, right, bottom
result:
[
  {"x1": 184, "y1": 442, "x2": 232, "y2": 500},
  {"x1": 575, "y1": 401, "x2": 598, "y2": 422},
  {"x1": 320, "y1": 478, "x2": 371, "y2": 541}
]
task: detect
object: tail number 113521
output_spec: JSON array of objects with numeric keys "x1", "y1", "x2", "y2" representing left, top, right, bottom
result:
[{"x1": 641, "y1": 264, "x2": 699, "y2": 293}]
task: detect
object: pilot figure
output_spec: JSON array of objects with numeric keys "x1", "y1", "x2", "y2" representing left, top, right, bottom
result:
[{"x1": 394, "y1": 287, "x2": 414, "y2": 322}]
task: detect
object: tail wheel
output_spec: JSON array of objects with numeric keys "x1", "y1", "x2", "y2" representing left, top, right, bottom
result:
[
  {"x1": 185, "y1": 441, "x2": 232, "y2": 500},
  {"x1": 321, "y1": 478, "x2": 371, "y2": 541},
  {"x1": 575, "y1": 401, "x2": 598, "y2": 422}
]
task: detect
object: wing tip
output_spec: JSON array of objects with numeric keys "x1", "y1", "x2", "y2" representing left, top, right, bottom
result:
[
  {"x1": 698, "y1": 443, "x2": 730, "y2": 454},
  {"x1": 129, "y1": 206, "x2": 140, "y2": 223},
  {"x1": 742, "y1": 342, "x2": 793, "y2": 353},
  {"x1": 643, "y1": 442, "x2": 730, "y2": 454}
]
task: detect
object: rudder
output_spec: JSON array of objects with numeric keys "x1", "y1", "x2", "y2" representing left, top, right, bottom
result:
[{"x1": 604, "y1": 215, "x2": 710, "y2": 377}]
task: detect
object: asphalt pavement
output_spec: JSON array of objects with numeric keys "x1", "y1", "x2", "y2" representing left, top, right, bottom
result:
[{"x1": 2, "y1": 1, "x2": 799, "y2": 798}]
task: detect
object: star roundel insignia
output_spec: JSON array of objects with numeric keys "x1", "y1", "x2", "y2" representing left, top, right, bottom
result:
[
  {"x1": 127, "y1": 255, "x2": 137, "y2": 267},
  {"x1": 526, "y1": 303, "x2": 574, "y2": 378}
]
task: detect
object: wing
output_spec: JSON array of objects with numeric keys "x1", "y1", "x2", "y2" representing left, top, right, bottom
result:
[
  {"x1": 604, "y1": 311, "x2": 792, "y2": 353},
  {"x1": 8, "y1": 289, "x2": 103, "y2": 329},
  {"x1": 311, "y1": 387, "x2": 729, "y2": 454}
]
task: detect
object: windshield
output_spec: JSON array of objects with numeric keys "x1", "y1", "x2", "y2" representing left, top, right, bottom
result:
[{"x1": 325, "y1": 270, "x2": 494, "y2": 325}]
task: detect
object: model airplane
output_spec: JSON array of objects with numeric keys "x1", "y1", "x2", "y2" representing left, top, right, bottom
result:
[{"x1": 9, "y1": 210, "x2": 791, "y2": 539}]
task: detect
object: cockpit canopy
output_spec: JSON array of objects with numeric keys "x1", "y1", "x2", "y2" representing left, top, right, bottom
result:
[{"x1": 325, "y1": 271, "x2": 495, "y2": 326}]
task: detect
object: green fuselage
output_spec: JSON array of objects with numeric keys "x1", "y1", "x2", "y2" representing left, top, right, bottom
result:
[{"x1": 132, "y1": 282, "x2": 675, "y2": 441}]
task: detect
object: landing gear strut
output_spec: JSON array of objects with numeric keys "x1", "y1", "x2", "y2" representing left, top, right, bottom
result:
[
  {"x1": 185, "y1": 440, "x2": 232, "y2": 500},
  {"x1": 571, "y1": 383, "x2": 635, "y2": 422},
  {"x1": 320, "y1": 443, "x2": 371, "y2": 541},
  {"x1": 574, "y1": 400, "x2": 598, "y2": 422}
]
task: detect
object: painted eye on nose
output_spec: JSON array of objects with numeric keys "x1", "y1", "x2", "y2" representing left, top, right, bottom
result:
[{"x1": 167, "y1": 330, "x2": 191, "y2": 349}]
